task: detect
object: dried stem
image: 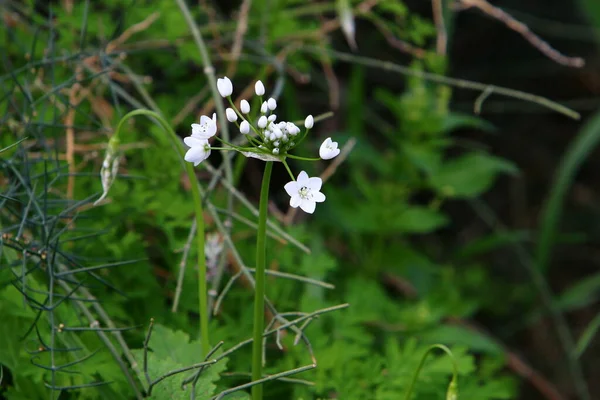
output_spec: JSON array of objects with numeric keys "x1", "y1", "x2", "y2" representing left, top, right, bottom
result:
[{"x1": 457, "y1": 0, "x2": 584, "y2": 68}]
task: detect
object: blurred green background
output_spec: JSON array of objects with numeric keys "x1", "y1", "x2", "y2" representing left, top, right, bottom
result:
[{"x1": 1, "y1": 0, "x2": 600, "y2": 399}]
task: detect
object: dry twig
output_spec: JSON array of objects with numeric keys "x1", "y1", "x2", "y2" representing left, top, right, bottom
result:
[
  {"x1": 457, "y1": 0, "x2": 584, "y2": 68},
  {"x1": 227, "y1": 0, "x2": 253, "y2": 77}
]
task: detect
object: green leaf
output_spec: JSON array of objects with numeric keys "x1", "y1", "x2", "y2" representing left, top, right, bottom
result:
[
  {"x1": 0, "y1": 137, "x2": 27, "y2": 154},
  {"x1": 578, "y1": 0, "x2": 600, "y2": 34},
  {"x1": 390, "y1": 206, "x2": 449, "y2": 233},
  {"x1": 441, "y1": 113, "x2": 495, "y2": 133},
  {"x1": 454, "y1": 231, "x2": 531, "y2": 260},
  {"x1": 430, "y1": 153, "x2": 518, "y2": 198},
  {"x1": 420, "y1": 325, "x2": 503, "y2": 355},
  {"x1": 556, "y1": 272, "x2": 600, "y2": 311},
  {"x1": 535, "y1": 109, "x2": 600, "y2": 272},
  {"x1": 131, "y1": 324, "x2": 227, "y2": 400}
]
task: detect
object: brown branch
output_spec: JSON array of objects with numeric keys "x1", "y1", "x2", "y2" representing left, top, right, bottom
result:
[
  {"x1": 432, "y1": 0, "x2": 447, "y2": 55},
  {"x1": 457, "y1": 0, "x2": 584, "y2": 68},
  {"x1": 226, "y1": 0, "x2": 252, "y2": 77},
  {"x1": 65, "y1": 67, "x2": 84, "y2": 199},
  {"x1": 105, "y1": 12, "x2": 161, "y2": 53}
]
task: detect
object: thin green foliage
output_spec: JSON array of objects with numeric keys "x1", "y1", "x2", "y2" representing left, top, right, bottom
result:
[{"x1": 2, "y1": 0, "x2": 595, "y2": 399}]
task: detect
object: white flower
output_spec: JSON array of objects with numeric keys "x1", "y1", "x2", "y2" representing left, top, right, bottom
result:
[
  {"x1": 272, "y1": 148, "x2": 279, "y2": 155},
  {"x1": 268, "y1": 114, "x2": 277, "y2": 122},
  {"x1": 319, "y1": 137, "x2": 340, "y2": 160},
  {"x1": 226, "y1": 108, "x2": 238, "y2": 122},
  {"x1": 285, "y1": 122, "x2": 300, "y2": 135},
  {"x1": 240, "y1": 120, "x2": 250, "y2": 134},
  {"x1": 267, "y1": 98, "x2": 277, "y2": 110},
  {"x1": 240, "y1": 99, "x2": 250, "y2": 113},
  {"x1": 217, "y1": 76, "x2": 233, "y2": 97},
  {"x1": 304, "y1": 115, "x2": 314, "y2": 129},
  {"x1": 191, "y1": 113, "x2": 217, "y2": 139},
  {"x1": 184, "y1": 136, "x2": 211, "y2": 166},
  {"x1": 284, "y1": 171, "x2": 326, "y2": 214},
  {"x1": 260, "y1": 101, "x2": 268, "y2": 113},
  {"x1": 255, "y1": 80, "x2": 265, "y2": 96},
  {"x1": 258, "y1": 116, "x2": 268, "y2": 128}
]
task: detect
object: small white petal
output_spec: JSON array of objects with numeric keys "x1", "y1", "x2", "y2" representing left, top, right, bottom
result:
[
  {"x1": 268, "y1": 114, "x2": 277, "y2": 122},
  {"x1": 217, "y1": 77, "x2": 233, "y2": 97},
  {"x1": 240, "y1": 100, "x2": 250, "y2": 113},
  {"x1": 267, "y1": 98, "x2": 277, "y2": 110},
  {"x1": 307, "y1": 177, "x2": 322, "y2": 191},
  {"x1": 313, "y1": 192, "x2": 326, "y2": 202},
  {"x1": 260, "y1": 101, "x2": 268, "y2": 113},
  {"x1": 297, "y1": 171, "x2": 309, "y2": 182},
  {"x1": 184, "y1": 136, "x2": 206, "y2": 147},
  {"x1": 226, "y1": 108, "x2": 238, "y2": 122},
  {"x1": 290, "y1": 195, "x2": 302, "y2": 208},
  {"x1": 304, "y1": 115, "x2": 314, "y2": 129},
  {"x1": 284, "y1": 181, "x2": 299, "y2": 197},
  {"x1": 299, "y1": 200, "x2": 316, "y2": 214},
  {"x1": 258, "y1": 116, "x2": 268, "y2": 128},
  {"x1": 255, "y1": 80, "x2": 265, "y2": 96},
  {"x1": 240, "y1": 120, "x2": 250, "y2": 134}
]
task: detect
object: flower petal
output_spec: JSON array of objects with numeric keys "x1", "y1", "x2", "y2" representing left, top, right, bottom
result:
[
  {"x1": 184, "y1": 136, "x2": 206, "y2": 147},
  {"x1": 284, "y1": 181, "x2": 298, "y2": 197},
  {"x1": 307, "y1": 177, "x2": 322, "y2": 191},
  {"x1": 313, "y1": 191, "x2": 326, "y2": 203},
  {"x1": 299, "y1": 199, "x2": 316, "y2": 214},
  {"x1": 290, "y1": 195, "x2": 302, "y2": 208},
  {"x1": 297, "y1": 171, "x2": 309, "y2": 183},
  {"x1": 184, "y1": 147, "x2": 206, "y2": 163}
]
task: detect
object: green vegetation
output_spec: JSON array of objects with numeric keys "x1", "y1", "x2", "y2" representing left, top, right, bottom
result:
[{"x1": 1, "y1": 1, "x2": 598, "y2": 399}]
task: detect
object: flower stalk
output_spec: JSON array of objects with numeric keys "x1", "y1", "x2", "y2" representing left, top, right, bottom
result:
[
  {"x1": 96, "y1": 109, "x2": 210, "y2": 357},
  {"x1": 403, "y1": 344, "x2": 459, "y2": 400},
  {"x1": 251, "y1": 161, "x2": 273, "y2": 400}
]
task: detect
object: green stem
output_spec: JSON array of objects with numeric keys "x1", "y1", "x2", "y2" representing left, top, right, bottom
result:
[
  {"x1": 112, "y1": 109, "x2": 210, "y2": 357},
  {"x1": 403, "y1": 344, "x2": 458, "y2": 400},
  {"x1": 251, "y1": 161, "x2": 273, "y2": 400}
]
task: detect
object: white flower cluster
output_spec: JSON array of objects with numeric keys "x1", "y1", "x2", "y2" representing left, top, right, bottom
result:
[{"x1": 184, "y1": 76, "x2": 343, "y2": 213}]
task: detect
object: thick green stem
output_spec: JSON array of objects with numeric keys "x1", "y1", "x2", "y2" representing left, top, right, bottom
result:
[
  {"x1": 403, "y1": 344, "x2": 458, "y2": 400},
  {"x1": 111, "y1": 109, "x2": 210, "y2": 356},
  {"x1": 251, "y1": 161, "x2": 273, "y2": 400}
]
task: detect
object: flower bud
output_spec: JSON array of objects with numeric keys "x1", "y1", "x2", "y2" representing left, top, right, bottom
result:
[
  {"x1": 446, "y1": 378, "x2": 458, "y2": 400},
  {"x1": 268, "y1": 114, "x2": 277, "y2": 122},
  {"x1": 226, "y1": 108, "x2": 238, "y2": 122},
  {"x1": 240, "y1": 120, "x2": 250, "y2": 134},
  {"x1": 240, "y1": 99, "x2": 250, "y2": 113},
  {"x1": 304, "y1": 115, "x2": 314, "y2": 129},
  {"x1": 267, "y1": 98, "x2": 277, "y2": 110},
  {"x1": 255, "y1": 80, "x2": 265, "y2": 96},
  {"x1": 261, "y1": 101, "x2": 268, "y2": 113},
  {"x1": 258, "y1": 116, "x2": 268, "y2": 128},
  {"x1": 272, "y1": 148, "x2": 279, "y2": 155},
  {"x1": 217, "y1": 77, "x2": 233, "y2": 97}
]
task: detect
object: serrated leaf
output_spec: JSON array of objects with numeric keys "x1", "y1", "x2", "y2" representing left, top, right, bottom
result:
[{"x1": 131, "y1": 324, "x2": 227, "y2": 400}]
